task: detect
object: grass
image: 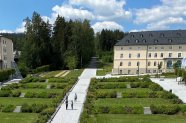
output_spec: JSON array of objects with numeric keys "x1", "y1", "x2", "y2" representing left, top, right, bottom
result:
[
  {"x1": 94, "y1": 98, "x2": 173, "y2": 107},
  {"x1": 0, "y1": 113, "x2": 38, "y2": 123},
  {"x1": 86, "y1": 114, "x2": 186, "y2": 123},
  {"x1": 40, "y1": 70, "x2": 63, "y2": 78},
  {"x1": 0, "y1": 97, "x2": 54, "y2": 106},
  {"x1": 97, "y1": 63, "x2": 113, "y2": 76}
]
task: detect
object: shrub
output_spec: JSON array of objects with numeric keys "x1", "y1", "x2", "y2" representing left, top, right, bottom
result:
[
  {"x1": 96, "y1": 91, "x2": 117, "y2": 98},
  {"x1": 97, "y1": 83, "x2": 126, "y2": 89},
  {"x1": 20, "y1": 77, "x2": 45, "y2": 83},
  {"x1": 21, "y1": 103, "x2": 32, "y2": 113},
  {"x1": 21, "y1": 83, "x2": 46, "y2": 89},
  {"x1": 150, "y1": 104, "x2": 180, "y2": 115},
  {"x1": 0, "y1": 69, "x2": 15, "y2": 82},
  {"x1": 40, "y1": 107, "x2": 55, "y2": 116},
  {"x1": 11, "y1": 90, "x2": 21, "y2": 97},
  {"x1": 33, "y1": 65, "x2": 50, "y2": 74},
  {"x1": 148, "y1": 91, "x2": 158, "y2": 98},
  {"x1": 31, "y1": 104, "x2": 48, "y2": 113},
  {"x1": 50, "y1": 83, "x2": 67, "y2": 89},
  {"x1": 149, "y1": 84, "x2": 163, "y2": 91},
  {"x1": 1, "y1": 83, "x2": 20, "y2": 90},
  {"x1": 0, "y1": 90, "x2": 11, "y2": 97},
  {"x1": 158, "y1": 91, "x2": 178, "y2": 99},
  {"x1": 2, "y1": 105, "x2": 15, "y2": 112},
  {"x1": 130, "y1": 82, "x2": 140, "y2": 88}
]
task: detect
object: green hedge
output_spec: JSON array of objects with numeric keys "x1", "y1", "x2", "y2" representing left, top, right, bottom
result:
[
  {"x1": 130, "y1": 82, "x2": 151, "y2": 88},
  {"x1": 0, "y1": 69, "x2": 15, "y2": 82},
  {"x1": 20, "y1": 77, "x2": 45, "y2": 83},
  {"x1": 2, "y1": 105, "x2": 15, "y2": 112},
  {"x1": 50, "y1": 83, "x2": 67, "y2": 89},
  {"x1": 95, "y1": 106, "x2": 143, "y2": 114},
  {"x1": 20, "y1": 83, "x2": 46, "y2": 89},
  {"x1": 150, "y1": 104, "x2": 180, "y2": 115},
  {"x1": 96, "y1": 83, "x2": 126, "y2": 89},
  {"x1": 33, "y1": 65, "x2": 50, "y2": 74},
  {"x1": 1, "y1": 83, "x2": 20, "y2": 90},
  {"x1": 21, "y1": 103, "x2": 48, "y2": 113},
  {"x1": 24, "y1": 92, "x2": 58, "y2": 98},
  {"x1": 96, "y1": 91, "x2": 117, "y2": 98}
]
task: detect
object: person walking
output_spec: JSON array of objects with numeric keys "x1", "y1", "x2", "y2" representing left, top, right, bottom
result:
[
  {"x1": 74, "y1": 93, "x2": 77, "y2": 101},
  {"x1": 65, "y1": 99, "x2": 68, "y2": 110},
  {"x1": 71, "y1": 100, "x2": 73, "y2": 110}
]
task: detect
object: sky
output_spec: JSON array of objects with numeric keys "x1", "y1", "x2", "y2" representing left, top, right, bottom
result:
[{"x1": 0, "y1": 0, "x2": 186, "y2": 33}]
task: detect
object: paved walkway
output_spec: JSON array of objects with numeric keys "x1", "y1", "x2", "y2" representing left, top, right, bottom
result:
[
  {"x1": 51, "y1": 59, "x2": 97, "y2": 123},
  {"x1": 151, "y1": 78, "x2": 186, "y2": 103}
]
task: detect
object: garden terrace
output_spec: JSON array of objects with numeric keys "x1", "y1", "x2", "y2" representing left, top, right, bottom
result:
[{"x1": 80, "y1": 76, "x2": 186, "y2": 123}]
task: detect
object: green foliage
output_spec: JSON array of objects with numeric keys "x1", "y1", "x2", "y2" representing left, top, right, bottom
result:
[
  {"x1": 50, "y1": 83, "x2": 67, "y2": 89},
  {"x1": 11, "y1": 90, "x2": 21, "y2": 97},
  {"x1": 33, "y1": 65, "x2": 50, "y2": 73},
  {"x1": 2, "y1": 105, "x2": 15, "y2": 112},
  {"x1": 149, "y1": 84, "x2": 163, "y2": 91},
  {"x1": 24, "y1": 92, "x2": 58, "y2": 98},
  {"x1": 21, "y1": 103, "x2": 48, "y2": 113},
  {"x1": 97, "y1": 83, "x2": 126, "y2": 89},
  {"x1": 96, "y1": 91, "x2": 117, "y2": 98},
  {"x1": 0, "y1": 69, "x2": 15, "y2": 81},
  {"x1": 150, "y1": 104, "x2": 180, "y2": 115},
  {"x1": 20, "y1": 76, "x2": 45, "y2": 83},
  {"x1": 0, "y1": 90, "x2": 11, "y2": 97},
  {"x1": 65, "y1": 55, "x2": 78, "y2": 70}
]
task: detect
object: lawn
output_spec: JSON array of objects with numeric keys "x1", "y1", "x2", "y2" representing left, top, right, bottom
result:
[
  {"x1": 86, "y1": 114, "x2": 186, "y2": 123},
  {"x1": 40, "y1": 70, "x2": 63, "y2": 78},
  {"x1": 0, "y1": 97, "x2": 54, "y2": 106},
  {"x1": 0, "y1": 113, "x2": 38, "y2": 123},
  {"x1": 97, "y1": 63, "x2": 113, "y2": 76},
  {"x1": 94, "y1": 98, "x2": 172, "y2": 107}
]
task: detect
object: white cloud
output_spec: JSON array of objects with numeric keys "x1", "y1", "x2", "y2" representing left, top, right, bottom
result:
[
  {"x1": 51, "y1": 5, "x2": 94, "y2": 21},
  {"x1": 92, "y1": 21, "x2": 124, "y2": 33},
  {"x1": 69, "y1": 0, "x2": 131, "y2": 21},
  {"x1": 15, "y1": 22, "x2": 26, "y2": 33},
  {"x1": 135, "y1": 0, "x2": 186, "y2": 30},
  {"x1": 0, "y1": 30, "x2": 13, "y2": 33}
]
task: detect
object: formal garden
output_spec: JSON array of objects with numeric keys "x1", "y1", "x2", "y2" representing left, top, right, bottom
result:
[
  {"x1": 80, "y1": 76, "x2": 186, "y2": 123},
  {"x1": 0, "y1": 69, "x2": 83, "y2": 123}
]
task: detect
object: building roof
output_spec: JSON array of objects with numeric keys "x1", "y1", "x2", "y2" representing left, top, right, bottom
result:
[{"x1": 115, "y1": 30, "x2": 186, "y2": 46}]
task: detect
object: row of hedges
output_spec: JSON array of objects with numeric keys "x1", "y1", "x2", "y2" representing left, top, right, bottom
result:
[
  {"x1": 96, "y1": 91, "x2": 117, "y2": 98},
  {"x1": 22, "y1": 103, "x2": 49, "y2": 113},
  {"x1": 95, "y1": 106, "x2": 143, "y2": 114},
  {"x1": 50, "y1": 83, "x2": 67, "y2": 89},
  {"x1": 20, "y1": 77, "x2": 45, "y2": 83},
  {"x1": 48, "y1": 78, "x2": 70, "y2": 83},
  {"x1": 96, "y1": 83, "x2": 126, "y2": 89},
  {"x1": 0, "y1": 90, "x2": 21, "y2": 97},
  {"x1": 130, "y1": 82, "x2": 163, "y2": 91},
  {"x1": 25, "y1": 92, "x2": 59, "y2": 98},
  {"x1": 0, "y1": 69, "x2": 15, "y2": 82},
  {"x1": 1, "y1": 83, "x2": 46, "y2": 90}
]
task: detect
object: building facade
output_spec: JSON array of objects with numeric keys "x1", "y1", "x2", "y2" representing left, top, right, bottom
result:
[
  {"x1": 113, "y1": 30, "x2": 186, "y2": 75},
  {"x1": 0, "y1": 35, "x2": 14, "y2": 69}
]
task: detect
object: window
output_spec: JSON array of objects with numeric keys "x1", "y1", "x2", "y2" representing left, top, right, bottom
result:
[
  {"x1": 142, "y1": 39, "x2": 146, "y2": 43},
  {"x1": 148, "y1": 70, "x2": 151, "y2": 73},
  {"x1": 120, "y1": 54, "x2": 123, "y2": 58},
  {"x1": 148, "y1": 53, "x2": 151, "y2": 58},
  {"x1": 161, "y1": 47, "x2": 164, "y2": 49},
  {"x1": 120, "y1": 70, "x2": 122, "y2": 75},
  {"x1": 148, "y1": 62, "x2": 151, "y2": 66},
  {"x1": 135, "y1": 39, "x2": 139, "y2": 43},
  {"x1": 128, "y1": 70, "x2": 131, "y2": 74},
  {"x1": 126, "y1": 40, "x2": 130, "y2": 43},
  {"x1": 129, "y1": 47, "x2": 132, "y2": 50},
  {"x1": 160, "y1": 33, "x2": 164, "y2": 37},
  {"x1": 169, "y1": 46, "x2": 172, "y2": 49},
  {"x1": 169, "y1": 53, "x2": 172, "y2": 58},
  {"x1": 120, "y1": 62, "x2": 123, "y2": 66},
  {"x1": 160, "y1": 61, "x2": 163, "y2": 66},
  {"x1": 168, "y1": 39, "x2": 172, "y2": 43},
  {"x1": 155, "y1": 47, "x2": 158, "y2": 49},
  {"x1": 167, "y1": 60, "x2": 173, "y2": 69},
  {"x1": 154, "y1": 53, "x2": 157, "y2": 58},
  {"x1": 178, "y1": 53, "x2": 182, "y2": 58},
  {"x1": 121, "y1": 47, "x2": 123, "y2": 50},
  {"x1": 137, "y1": 53, "x2": 140, "y2": 58},
  {"x1": 149, "y1": 47, "x2": 152, "y2": 49},
  {"x1": 179, "y1": 46, "x2": 182, "y2": 49},
  {"x1": 154, "y1": 39, "x2": 158, "y2": 43},
  {"x1": 128, "y1": 62, "x2": 131, "y2": 66},
  {"x1": 153, "y1": 70, "x2": 157, "y2": 73},
  {"x1": 131, "y1": 35, "x2": 134, "y2": 38},
  {"x1": 149, "y1": 33, "x2": 153, "y2": 37},
  {"x1": 129, "y1": 53, "x2": 131, "y2": 58},
  {"x1": 136, "y1": 70, "x2": 139, "y2": 74},
  {"x1": 154, "y1": 61, "x2": 157, "y2": 66},
  {"x1": 138, "y1": 47, "x2": 141, "y2": 49},
  {"x1": 161, "y1": 53, "x2": 163, "y2": 57},
  {"x1": 177, "y1": 33, "x2": 181, "y2": 37},
  {"x1": 137, "y1": 62, "x2": 140, "y2": 66}
]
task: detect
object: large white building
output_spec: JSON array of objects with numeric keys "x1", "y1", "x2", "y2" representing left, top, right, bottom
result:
[
  {"x1": 0, "y1": 35, "x2": 14, "y2": 69},
  {"x1": 113, "y1": 30, "x2": 186, "y2": 75}
]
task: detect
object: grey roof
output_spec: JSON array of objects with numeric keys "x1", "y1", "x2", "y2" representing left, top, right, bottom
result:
[{"x1": 115, "y1": 30, "x2": 186, "y2": 46}]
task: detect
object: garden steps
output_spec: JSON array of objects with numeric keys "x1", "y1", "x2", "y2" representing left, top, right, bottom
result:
[
  {"x1": 46, "y1": 84, "x2": 51, "y2": 89},
  {"x1": 19, "y1": 93, "x2": 25, "y2": 98},
  {"x1": 54, "y1": 71, "x2": 66, "y2": 77},
  {"x1": 13, "y1": 106, "x2": 22, "y2": 113},
  {"x1": 144, "y1": 107, "x2": 152, "y2": 114},
  {"x1": 127, "y1": 84, "x2": 131, "y2": 88},
  {"x1": 117, "y1": 92, "x2": 122, "y2": 98}
]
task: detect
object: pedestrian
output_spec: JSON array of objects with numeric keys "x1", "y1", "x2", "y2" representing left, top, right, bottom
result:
[
  {"x1": 74, "y1": 93, "x2": 77, "y2": 101},
  {"x1": 66, "y1": 94, "x2": 68, "y2": 101},
  {"x1": 71, "y1": 100, "x2": 73, "y2": 110},
  {"x1": 65, "y1": 99, "x2": 68, "y2": 110}
]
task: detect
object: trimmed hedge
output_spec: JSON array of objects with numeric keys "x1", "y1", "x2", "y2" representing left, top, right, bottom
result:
[
  {"x1": 50, "y1": 83, "x2": 67, "y2": 89},
  {"x1": 95, "y1": 106, "x2": 143, "y2": 114},
  {"x1": 20, "y1": 83, "x2": 46, "y2": 89},
  {"x1": 33, "y1": 65, "x2": 50, "y2": 74},
  {"x1": 21, "y1": 103, "x2": 48, "y2": 113},
  {"x1": 20, "y1": 77, "x2": 45, "y2": 83},
  {"x1": 0, "y1": 69, "x2": 15, "y2": 82},
  {"x1": 1, "y1": 83, "x2": 20, "y2": 90},
  {"x1": 96, "y1": 91, "x2": 117, "y2": 98},
  {"x1": 96, "y1": 83, "x2": 126, "y2": 89},
  {"x1": 2, "y1": 105, "x2": 15, "y2": 112},
  {"x1": 150, "y1": 104, "x2": 180, "y2": 115},
  {"x1": 24, "y1": 92, "x2": 58, "y2": 98}
]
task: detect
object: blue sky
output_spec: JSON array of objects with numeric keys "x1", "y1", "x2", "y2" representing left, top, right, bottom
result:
[{"x1": 0, "y1": 0, "x2": 186, "y2": 33}]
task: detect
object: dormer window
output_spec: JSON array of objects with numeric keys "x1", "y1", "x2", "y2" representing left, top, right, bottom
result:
[
  {"x1": 126, "y1": 40, "x2": 130, "y2": 43},
  {"x1": 154, "y1": 39, "x2": 158, "y2": 43},
  {"x1": 142, "y1": 39, "x2": 146, "y2": 43},
  {"x1": 131, "y1": 35, "x2": 134, "y2": 38},
  {"x1": 140, "y1": 34, "x2": 143, "y2": 37},
  {"x1": 177, "y1": 33, "x2": 181, "y2": 37},
  {"x1": 135, "y1": 39, "x2": 139, "y2": 43},
  {"x1": 149, "y1": 33, "x2": 153, "y2": 37},
  {"x1": 160, "y1": 33, "x2": 164, "y2": 37},
  {"x1": 168, "y1": 39, "x2": 172, "y2": 43}
]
